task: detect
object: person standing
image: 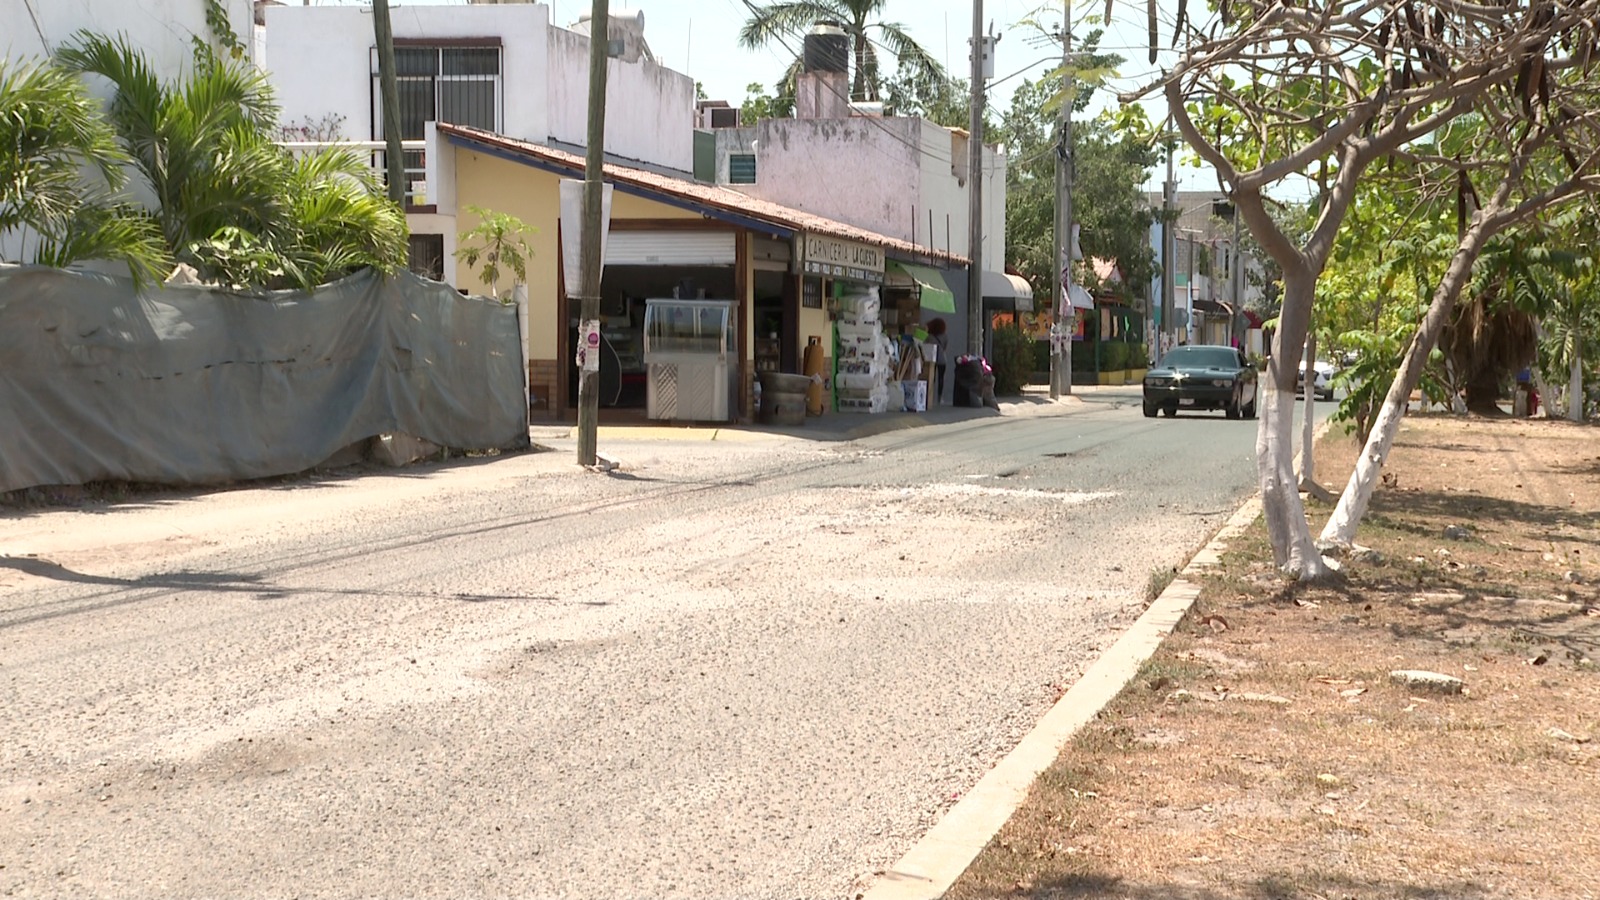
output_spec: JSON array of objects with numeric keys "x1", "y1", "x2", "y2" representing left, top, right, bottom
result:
[{"x1": 927, "y1": 317, "x2": 950, "y2": 406}]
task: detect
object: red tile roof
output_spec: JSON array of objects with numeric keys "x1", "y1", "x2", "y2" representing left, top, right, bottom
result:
[{"x1": 438, "y1": 123, "x2": 968, "y2": 266}]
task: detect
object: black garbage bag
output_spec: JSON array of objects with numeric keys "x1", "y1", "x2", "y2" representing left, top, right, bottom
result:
[{"x1": 953, "y1": 356, "x2": 999, "y2": 409}]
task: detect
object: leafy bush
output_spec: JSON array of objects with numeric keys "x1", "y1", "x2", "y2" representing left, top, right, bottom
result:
[
  {"x1": 1332, "y1": 325, "x2": 1452, "y2": 442},
  {"x1": 1071, "y1": 341, "x2": 1094, "y2": 371},
  {"x1": 1031, "y1": 338, "x2": 1051, "y2": 375},
  {"x1": 1098, "y1": 340, "x2": 1131, "y2": 371},
  {"x1": 990, "y1": 323, "x2": 1034, "y2": 395}
]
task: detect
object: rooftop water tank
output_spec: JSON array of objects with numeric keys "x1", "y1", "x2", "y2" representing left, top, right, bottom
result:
[{"x1": 803, "y1": 23, "x2": 849, "y2": 74}]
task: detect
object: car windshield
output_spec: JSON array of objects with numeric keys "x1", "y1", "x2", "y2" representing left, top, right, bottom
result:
[{"x1": 1159, "y1": 347, "x2": 1238, "y2": 369}]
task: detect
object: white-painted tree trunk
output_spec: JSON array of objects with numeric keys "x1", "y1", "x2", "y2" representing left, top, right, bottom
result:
[
  {"x1": 1259, "y1": 383, "x2": 1327, "y2": 577},
  {"x1": 1322, "y1": 223, "x2": 1488, "y2": 547},
  {"x1": 1257, "y1": 270, "x2": 1327, "y2": 579},
  {"x1": 1300, "y1": 332, "x2": 1317, "y2": 484},
  {"x1": 1570, "y1": 350, "x2": 1584, "y2": 422}
]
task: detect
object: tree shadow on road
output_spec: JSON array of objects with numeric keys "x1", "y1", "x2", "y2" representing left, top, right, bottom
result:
[{"x1": 0, "y1": 555, "x2": 571, "y2": 630}]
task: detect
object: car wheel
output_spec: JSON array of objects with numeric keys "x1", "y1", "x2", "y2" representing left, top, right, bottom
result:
[
  {"x1": 1319, "y1": 389, "x2": 1334, "y2": 401},
  {"x1": 1143, "y1": 400, "x2": 1158, "y2": 418}
]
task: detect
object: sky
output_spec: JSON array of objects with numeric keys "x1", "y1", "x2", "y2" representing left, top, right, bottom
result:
[{"x1": 311, "y1": 0, "x2": 1223, "y2": 193}]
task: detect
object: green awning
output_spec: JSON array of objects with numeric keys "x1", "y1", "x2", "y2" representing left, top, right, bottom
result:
[{"x1": 889, "y1": 260, "x2": 956, "y2": 314}]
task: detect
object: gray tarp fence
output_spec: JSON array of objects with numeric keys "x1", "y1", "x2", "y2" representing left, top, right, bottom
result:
[{"x1": 0, "y1": 265, "x2": 527, "y2": 493}]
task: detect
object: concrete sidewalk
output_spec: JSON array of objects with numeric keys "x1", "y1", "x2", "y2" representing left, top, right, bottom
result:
[{"x1": 529, "y1": 384, "x2": 1137, "y2": 446}]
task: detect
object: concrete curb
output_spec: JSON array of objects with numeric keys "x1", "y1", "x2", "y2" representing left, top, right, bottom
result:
[{"x1": 862, "y1": 495, "x2": 1265, "y2": 900}]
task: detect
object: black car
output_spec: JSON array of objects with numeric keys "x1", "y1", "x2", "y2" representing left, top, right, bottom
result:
[{"x1": 1142, "y1": 344, "x2": 1258, "y2": 419}]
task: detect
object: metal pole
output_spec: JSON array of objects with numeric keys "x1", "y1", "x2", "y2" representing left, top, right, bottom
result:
[
  {"x1": 965, "y1": 0, "x2": 984, "y2": 358},
  {"x1": 575, "y1": 0, "x2": 609, "y2": 467},
  {"x1": 373, "y1": 0, "x2": 406, "y2": 205},
  {"x1": 1051, "y1": 0, "x2": 1074, "y2": 398},
  {"x1": 1186, "y1": 231, "x2": 1195, "y2": 345},
  {"x1": 1161, "y1": 129, "x2": 1177, "y2": 358},
  {"x1": 1231, "y1": 207, "x2": 1242, "y2": 347}
]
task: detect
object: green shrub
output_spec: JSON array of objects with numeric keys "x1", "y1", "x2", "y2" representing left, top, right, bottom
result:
[
  {"x1": 990, "y1": 323, "x2": 1034, "y2": 396},
  {"x1": 1031, "y1": 338, "x2": 1051, "y2": 375},
  {"x1": 1098, "y1": 340, "x2": 1128, "y2": 371},
  {"x1": 1071, "y1": 342, "x2": 1094, "y2": 371}
]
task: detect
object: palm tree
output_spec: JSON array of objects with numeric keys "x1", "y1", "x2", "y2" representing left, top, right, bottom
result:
[
  {"x1": 278, "y1": 148, "x2": 409, "y2": 288},
  {"x1": 0, "y1": 56, "x2": 167, "y2": 280},
  {"x1": 55, "y1": 31, "x2": 407, "y2": 290},
  {"x1": 738, "y1": 0, "x2": 945, "y2": 103},
  {"x1": 57, "y1": 32, "x2": 285, "y2": 263},
  {"x1": 1442, "y1": 238, "x2": 1575, "y2": 415}
]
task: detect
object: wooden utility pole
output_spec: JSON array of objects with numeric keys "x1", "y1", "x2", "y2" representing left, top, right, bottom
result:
[
  {"x1": 1051, "y1": 0, "x2": 1075, "y2": 398},
  {"x1": 373, "y1": 0, "x2": 406, "y2": 205},
  {"x1": 575, "y1": 0, "x2": 610, "y2": 467},
  {"x1": 965, "y1": 0, "x2": 984, "y2": 358}
]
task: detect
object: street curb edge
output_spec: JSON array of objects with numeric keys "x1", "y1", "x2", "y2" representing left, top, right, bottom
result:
[{"x1": 861, "y1": 495, "x2": 1265, "y2": 900}]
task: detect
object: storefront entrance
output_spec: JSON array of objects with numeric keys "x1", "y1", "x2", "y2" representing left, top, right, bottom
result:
[{"x1": 565, "y1": 264, "x2": 736, "y2": 410}]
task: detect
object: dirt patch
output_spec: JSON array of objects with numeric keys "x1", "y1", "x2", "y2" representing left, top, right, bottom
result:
[{"x1": 949, "y1": 415, "x2": 1600, "y2": 900}]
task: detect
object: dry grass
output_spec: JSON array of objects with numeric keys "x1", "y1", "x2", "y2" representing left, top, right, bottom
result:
[{"x1": 949, "y1": 415, "x2": 1600, "y2": 900}]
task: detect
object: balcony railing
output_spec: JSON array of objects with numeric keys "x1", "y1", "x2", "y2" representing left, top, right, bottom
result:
[{"x1": 278, "y1": 140, "x2": 428, "y2": 208}]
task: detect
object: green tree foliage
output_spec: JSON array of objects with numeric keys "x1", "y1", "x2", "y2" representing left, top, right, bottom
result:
[
  {"x1": 1534, "y1": 205, "x2": 1600, "y2": 417},
  {"x1": 1446, "y1": 237, "x2": 1576, "y2": 413},
  {"x1": 880, "y1": 62, "x2": 969, "y2": 128},
  {"x1": 739, "y1": 82, "x2": 793, "y2": 126},
  {"x1": 989, "y1": 322, "x2": 1034, "y2": 395},
  {"x1": 997, "y1": 43, "x2": 1156, "y2": 314},
  {"x1": 1072, "y1": 109, "x2": 1160, "y2": 301},
  {"x1": 0, "y1": 56, "x2": 167, "y2": 281},
  {"x1": 738, "y1": 0, "x2": 945, "y2": 103},
  {"x1": 455, "y1": 206, "x2": 536, "y2": 301},
  {"x1": 54, "y1": 31, "x2": 407, "y2": 290}
]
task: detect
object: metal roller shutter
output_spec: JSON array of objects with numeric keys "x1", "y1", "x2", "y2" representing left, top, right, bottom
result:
[{"x1": 605, "y1": 231, "x2": 737, "y2": 266}]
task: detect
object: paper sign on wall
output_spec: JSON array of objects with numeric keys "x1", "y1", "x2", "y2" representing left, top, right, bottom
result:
[
  {"x1": 559, "y1": 180, "x2": 614, "y2": 297},
  {"x1": 577, "y1": 319, "x2": 601, "y2": 373}
]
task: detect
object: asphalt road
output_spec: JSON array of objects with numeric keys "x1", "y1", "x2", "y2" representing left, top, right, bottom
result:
[{"x1": 0, "y1": 388, "x2": 1333, "y2": 900}]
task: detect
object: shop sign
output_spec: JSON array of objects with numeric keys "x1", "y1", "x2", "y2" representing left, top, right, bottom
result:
[{"x1": 801, "y1": 234, "x2": 885, "y2": 284}]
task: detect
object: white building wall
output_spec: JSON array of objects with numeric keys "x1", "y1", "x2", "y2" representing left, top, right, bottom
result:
[
  {"x1": 544, "y1": 26, "x2": 694, "y2": 172},
  {"x1": 985, "y1": 147, "x2": 1006, "y2": 269},
  {"x1": 711, "y1": 128, "x2": 758, "y2": 184},
  {"x1": 727, "y1": 115, "x2": 1006, "y2": 266},
  {"x1": 1, "y1": 0, "x2": 254, "y2": 73},
  {"x1": 264, "y1": 4, "x2": 550, "y2": 143},
  {"x1": 740, "y1": 117, "x2": 923, "y2": 242}
]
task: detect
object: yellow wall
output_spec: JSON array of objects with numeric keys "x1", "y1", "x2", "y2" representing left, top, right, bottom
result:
[{"x1": 452, "y1": 151, "x2": 701, "y2": 360}]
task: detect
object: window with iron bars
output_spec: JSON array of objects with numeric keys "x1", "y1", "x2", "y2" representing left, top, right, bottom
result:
[{"x1": 371, "y1": 44, "x2": 502, "y2": 204}]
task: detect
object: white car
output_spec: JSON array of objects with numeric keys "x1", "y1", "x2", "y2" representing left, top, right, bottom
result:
[{"x1": 1296, "y1": 359, "x2": 1337, "y2": 400}]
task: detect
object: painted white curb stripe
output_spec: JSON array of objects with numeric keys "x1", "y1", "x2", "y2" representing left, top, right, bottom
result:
[{"x1": 863, "y1": 496, "x2": 1264, "y2": 900}]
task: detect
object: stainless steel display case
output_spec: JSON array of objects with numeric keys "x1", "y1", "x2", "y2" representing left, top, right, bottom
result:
[{"x1": 642, "y1": 298, "x2": 736, "y2": 421}]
